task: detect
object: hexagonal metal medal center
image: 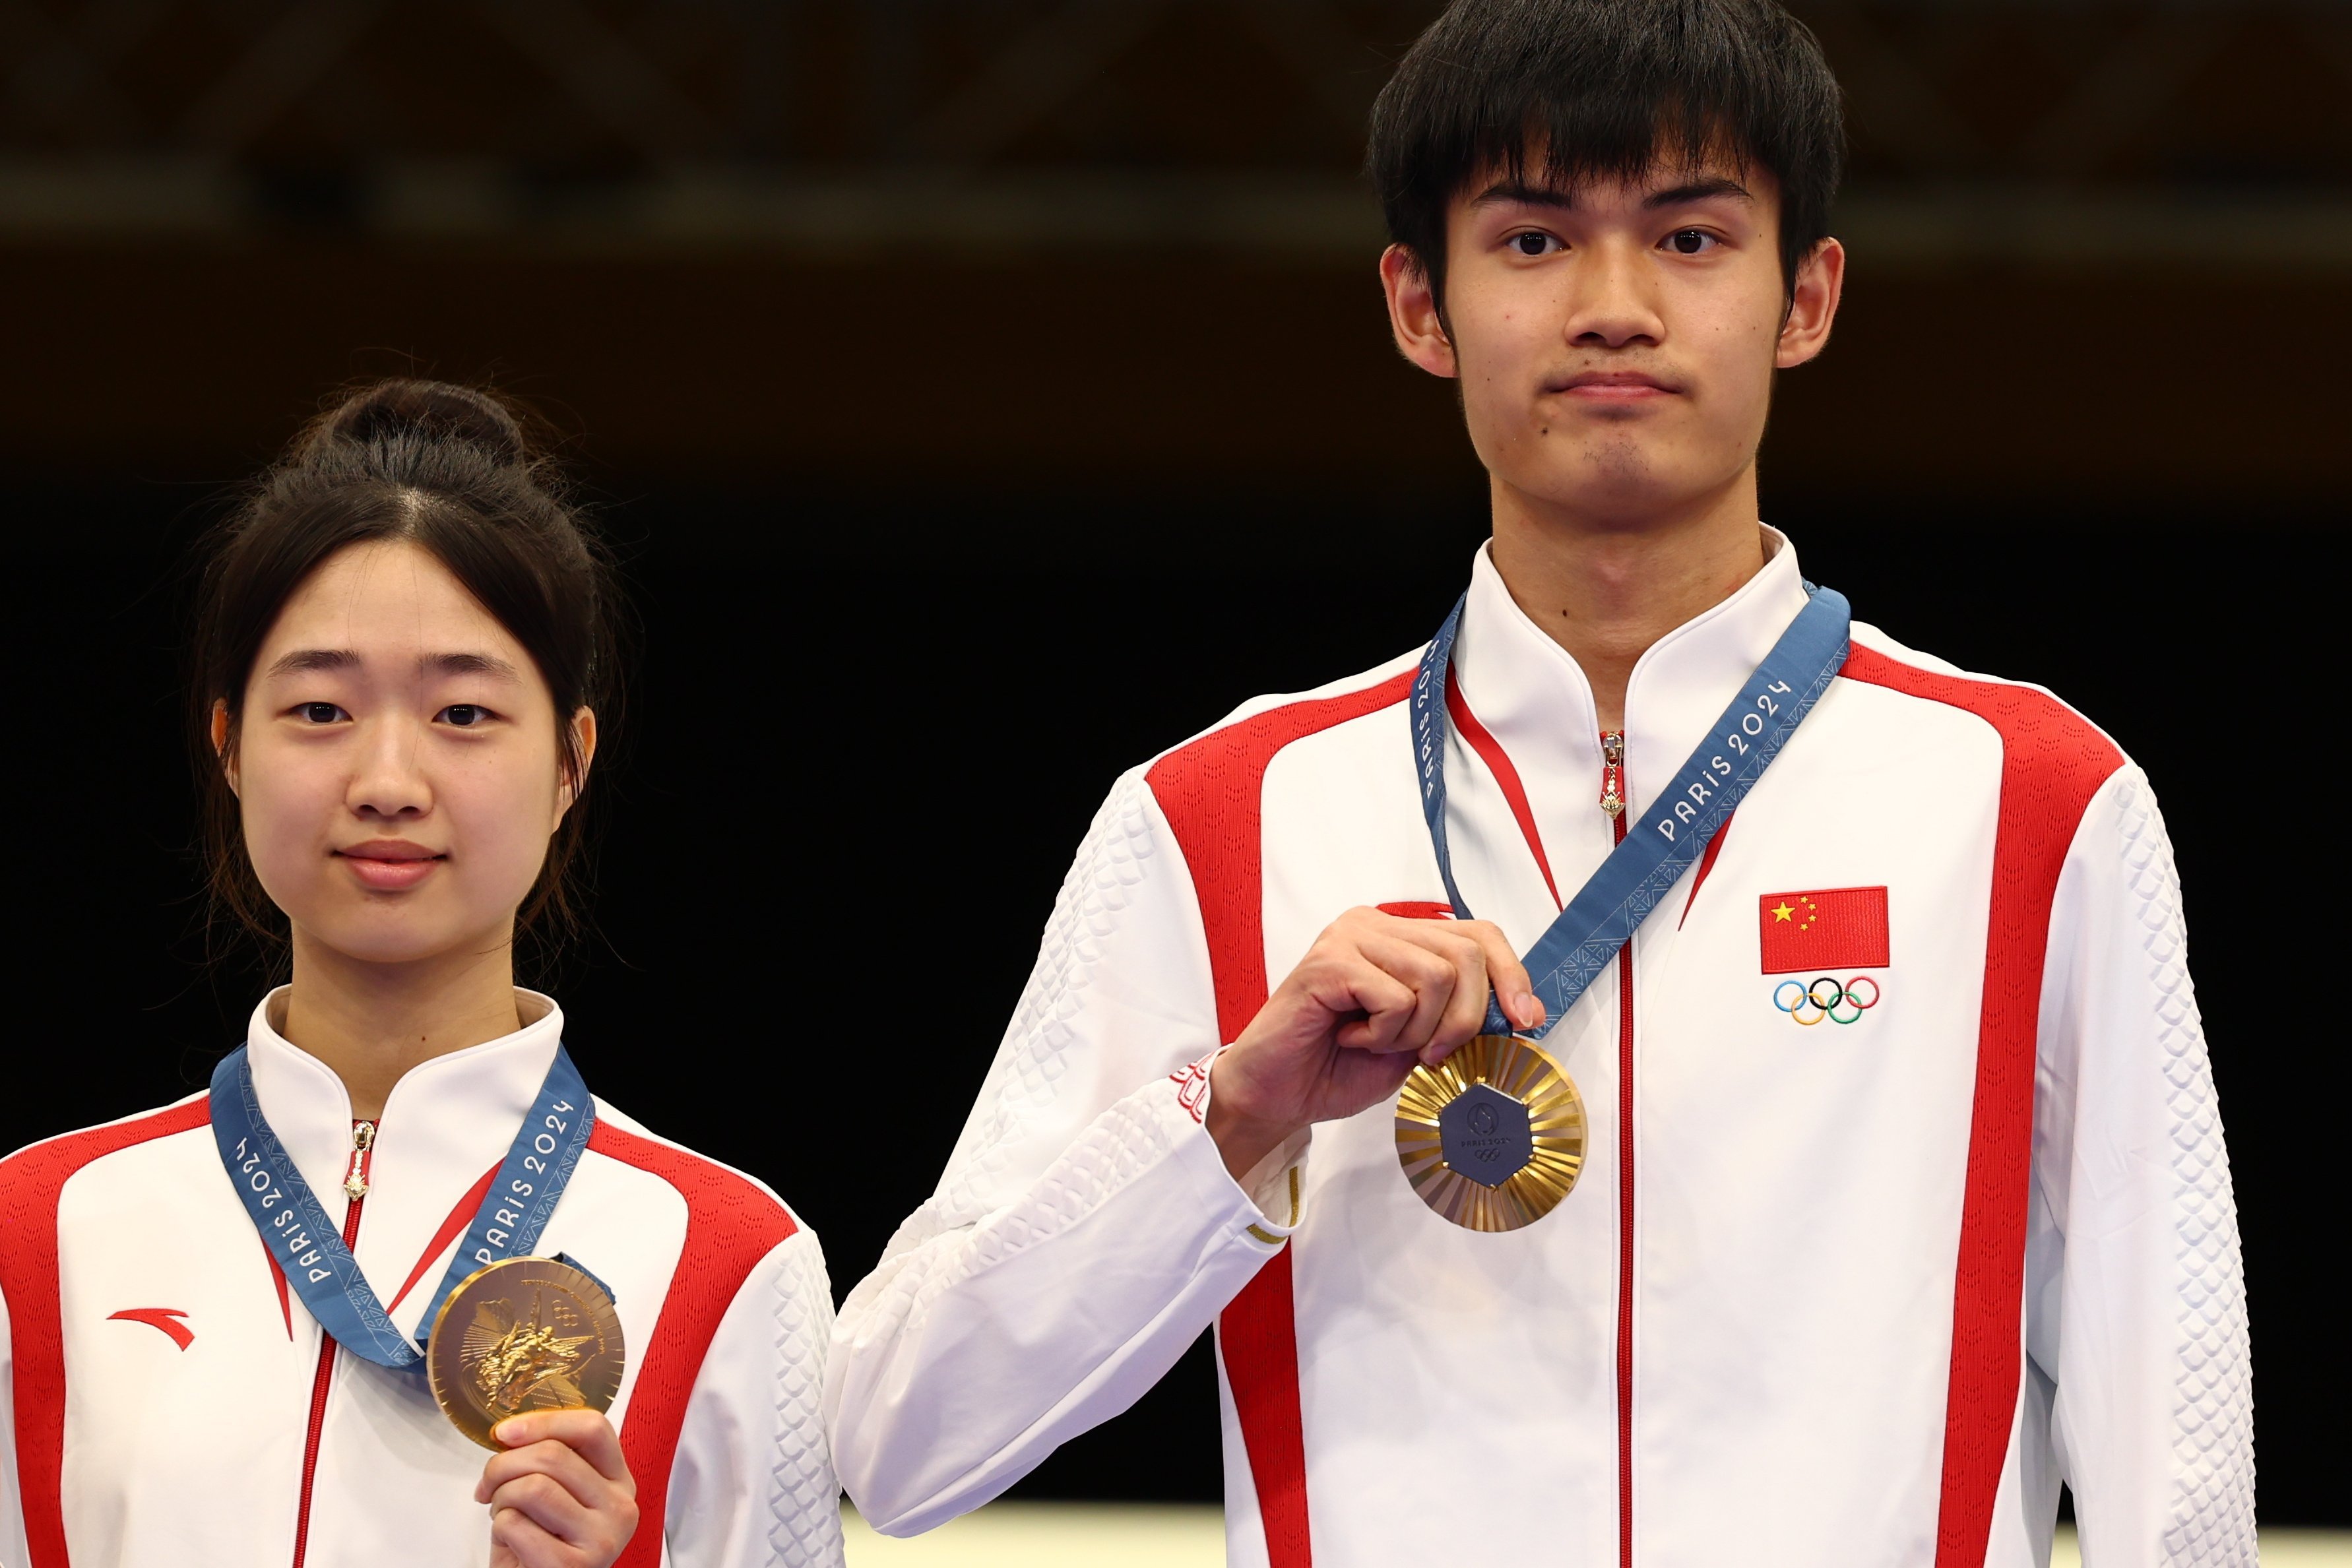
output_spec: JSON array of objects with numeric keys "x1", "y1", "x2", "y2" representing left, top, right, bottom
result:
[{"x1": 1437, "y1": 1082, "x2": 1533, "y2": 1188}]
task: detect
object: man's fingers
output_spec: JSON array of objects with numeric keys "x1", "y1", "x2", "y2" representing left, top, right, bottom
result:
[
  {"x1": 1448, "y1": 919, "x2": 1542, "y2": 1032},
  {"x1": 1352, "y1": 934, "x2": 1460, "y2": 1053},
  {"x1": 1419, "y1": 933, "x2": 1495, "y2": 1064},
  {"x1": 1327, "y1": 957, "x2": 1422, "y2": 1053}
]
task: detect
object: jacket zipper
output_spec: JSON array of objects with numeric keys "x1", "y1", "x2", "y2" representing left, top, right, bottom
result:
[
  {"x1": 1601, "y1": 732, "x2": 1636, "y2": 1568},
  {"x1": 291, "y1": 1119, "x2": 374, "y2": 1568}
]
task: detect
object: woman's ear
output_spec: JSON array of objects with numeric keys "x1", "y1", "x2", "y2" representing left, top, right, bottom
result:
[
  {"x1": 210, "y1": 699, "x2": 239, "y2": 797},
  {"x1": 556, "y1": 707, "x2": 598, "y2": 825}
]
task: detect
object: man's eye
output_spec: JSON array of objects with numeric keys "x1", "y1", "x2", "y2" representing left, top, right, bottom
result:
[
  {"x1": 440, "y1": 705, "x2": 490, "y2": 728},
  {"x1": 1667, "y1": 228, "x2": 1716, "y2": 255},
  {"x1": 296, "y1": 703, "x2": 345, "y2": 724},
  {"x1": 1511, "y1": 231, "x2": 1560, "y2": 257}
]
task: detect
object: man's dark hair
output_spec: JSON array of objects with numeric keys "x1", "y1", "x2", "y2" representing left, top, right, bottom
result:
[{"x1": 1367, "y1": 0, "x2": 1845, "y2": 309}]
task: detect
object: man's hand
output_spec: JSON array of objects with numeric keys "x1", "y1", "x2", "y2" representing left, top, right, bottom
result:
[
  {"x1": 1205, "y1": 908, "x2": 1540, "y2": 1181},
  {"x1": 475, "y1": 1408, "x2": 639, "y2": 1568}
]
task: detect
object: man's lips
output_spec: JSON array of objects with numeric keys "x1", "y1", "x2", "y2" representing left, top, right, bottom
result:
[
  {"x1": 336, "y1": 840, "x2": 444, "y2": 891},
  {"x1": 1550, "y1": 371, "x2": 1678, "y2": 401}
]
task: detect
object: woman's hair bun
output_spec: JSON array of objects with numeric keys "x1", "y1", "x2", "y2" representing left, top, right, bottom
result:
[{"x1": 316, "y1": 379, "x2": 532, "y2": 469}]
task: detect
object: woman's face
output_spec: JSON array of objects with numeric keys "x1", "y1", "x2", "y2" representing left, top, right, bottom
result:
[{"x1": 222, "y1": 539, "x2": 591, "y2": 968}]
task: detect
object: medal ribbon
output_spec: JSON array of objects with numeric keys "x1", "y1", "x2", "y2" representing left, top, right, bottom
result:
[
  {"x1": 208, "y1": 1044, "x2": 595, "y2": 1368},
  {"x1": 1411, "y1": 582, "x2": 1852, "y2": 1038}
]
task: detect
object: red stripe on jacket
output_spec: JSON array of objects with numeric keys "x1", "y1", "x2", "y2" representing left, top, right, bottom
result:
[
  {"x1": 586, "y1": 1120, "x2": 798, "y2": 1568},
  {"x1": 1839, "y1": 646, "x2": 2122, "y2": 1568},
  {"x1": 0, "y1": 1098, "x2": 214, "y2": 1568},
  {"x1": 1146, "y1": 669, "x2": 1416, "y2": 1568}
]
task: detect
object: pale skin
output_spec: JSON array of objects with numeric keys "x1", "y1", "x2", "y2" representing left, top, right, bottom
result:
[
  {"x1": 214, "y1": 538, "x2": 637, "y2": 1567},
  {"x1": 1205, "y1": 153, "x2": 1847, "y2": 1181}
]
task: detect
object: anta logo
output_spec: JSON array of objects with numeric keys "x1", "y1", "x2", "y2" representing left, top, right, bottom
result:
[
  {"x1": 108, "y1": 1307, "x2": 193, "y2": 1350},
  {"x1": 1760, "y1": 887, "x2": 1890, "y2": 1026}
]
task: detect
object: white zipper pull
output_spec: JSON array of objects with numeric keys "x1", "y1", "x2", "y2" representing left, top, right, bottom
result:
[
  {"x1": 1599, "y1": 731, "x2": 1626, "y2": 819},
  {"x1": 343, "y1": 1120, "x2": 376, "y2": 1202}
]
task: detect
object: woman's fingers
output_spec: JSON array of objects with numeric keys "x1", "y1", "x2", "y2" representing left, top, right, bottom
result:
[
  {"x1": 474, "y1": 1412, "x2": 639, "y2": 1568},
  {"x1": 495, "y1": 1411, "x2": 633, "y2": 1486},
  {"x1": 477, "y1": 1439, "x2": 607, "y2": 1512},
  {"x1": 489, "y1": 1504, "x2": 585, "y2": 1568}
]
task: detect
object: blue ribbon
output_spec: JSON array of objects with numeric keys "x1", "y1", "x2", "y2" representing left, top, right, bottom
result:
[
  {"x1": 1412, "y1": 584, "x2": 1852, "y2": 1038},
  {"x1": 208, "y1": 1043, "x2": 596, "y2": 1368}
]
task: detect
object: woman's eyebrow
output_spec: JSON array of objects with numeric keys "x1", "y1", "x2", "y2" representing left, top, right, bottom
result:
[
  {"x1": 264, "y1": 648, "x2": 357, "y2": 677},
  {"x1": 259, "y1": 649, "x2": 521, "y2": 680},
  {"x1": 430, "y1": 651, "x2": 523, "y2": 681}
]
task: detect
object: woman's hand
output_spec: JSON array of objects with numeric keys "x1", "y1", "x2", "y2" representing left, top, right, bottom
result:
[{"x1": 475, "y1": 1409, "x2": 640, "y2": 1568}]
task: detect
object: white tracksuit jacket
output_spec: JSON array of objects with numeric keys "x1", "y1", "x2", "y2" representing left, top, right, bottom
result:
[
  {"x1": 0, "y1": 991, "x2": 846, "y2": 1568},
  {"x1": 827, "y1": 535, "x2": 2255, "y2": 1567}
]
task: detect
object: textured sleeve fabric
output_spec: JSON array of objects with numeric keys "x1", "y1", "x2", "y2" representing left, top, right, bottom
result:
[
  {"x1": 824, "y1": 768, "x2": 1302, "y2": 1537},
  {"x1": 0, "y1": 1282, "x2": 24, "y2": 1568},
  {"x1": 2029, "y1": 765, "x2": 2255, "y2": 1563},
  {"x1": 662, "y1": 1229, "x2": 846, "y2": 1567}
]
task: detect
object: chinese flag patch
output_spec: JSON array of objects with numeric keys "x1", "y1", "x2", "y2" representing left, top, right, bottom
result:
[{"x1": 1759, "y1": 887, "x2": 1890, "y2": 974}]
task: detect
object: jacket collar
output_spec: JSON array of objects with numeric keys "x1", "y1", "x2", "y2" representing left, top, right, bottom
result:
[
  {"x1": 1449, "y1": 524, "x2": 1811, "y2": 840},
  {"x1": 243, "y1": 987, "x2": 565, "y2": 1225}
]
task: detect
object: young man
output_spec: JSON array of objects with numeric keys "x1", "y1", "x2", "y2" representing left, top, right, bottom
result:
[{"x1": 823, "y1": 2, "x2": 2255, "y2": 1563}]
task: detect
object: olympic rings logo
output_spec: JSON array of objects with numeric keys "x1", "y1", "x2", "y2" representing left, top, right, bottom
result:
[{"x1": 1771, "y1": 975, "x2": 1882, "y2": 1026}]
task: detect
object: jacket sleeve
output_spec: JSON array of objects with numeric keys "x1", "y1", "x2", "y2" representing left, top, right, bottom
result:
[
  {"x1": 2029, "y1": 764, "x2": 2255, "y2": 1563},
  {"x1": 0, "y1": 1282, "x2": 24, "y2": 1568},
  {"x1": 661, "y1": 1226, "x2": 846, "y2": 1567},
  {"x1": 823, "y1": 767, "x2": 1306, "y2": 1537}
]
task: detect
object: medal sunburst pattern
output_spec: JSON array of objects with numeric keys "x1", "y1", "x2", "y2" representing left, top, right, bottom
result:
[{"x1": 1395, "y1": 1034, "x2": 1587, "y2": 1232}]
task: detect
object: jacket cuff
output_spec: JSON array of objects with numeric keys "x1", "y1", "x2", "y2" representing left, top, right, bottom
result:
[{"x1": 1165, "y1": 1046, "x2": 1310, "y2": 1247}]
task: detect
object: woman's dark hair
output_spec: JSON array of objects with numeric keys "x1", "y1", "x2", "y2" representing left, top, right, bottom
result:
[
  {"x1": 191, "y1": 379, "x2": 622, "y2": 967},
  {"x1": 1366, "y1": 0, "x2": 1846, "y2": 311}
]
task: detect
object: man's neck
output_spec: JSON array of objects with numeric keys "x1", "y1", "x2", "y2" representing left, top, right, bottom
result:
[
  {"x1": 1486, "y1": 472, "x2": 1769, "y2": 731},
  {"x1": 278, "y1": 929, "x2": 526, "y2": 1120}
]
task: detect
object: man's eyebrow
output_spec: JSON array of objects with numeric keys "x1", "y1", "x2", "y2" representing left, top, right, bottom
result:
[
  {"x1": 1471, "y1": 179, "x2": 1577, "y2": 210},
  {"x1": 1645, "y1": 176, "x2": 1752, "y2": 208}
]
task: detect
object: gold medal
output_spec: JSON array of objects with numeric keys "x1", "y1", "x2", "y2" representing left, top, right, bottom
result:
[
  {"x1": 1395, "y1": 1033, "x2": 1586, "y2": 1232},
  {"x1": 426, "y1": 1257, "x2": 625, "y2": 1451}
]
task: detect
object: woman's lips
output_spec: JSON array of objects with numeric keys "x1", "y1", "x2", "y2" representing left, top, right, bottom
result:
[{"x1": 336, "y1": 843, "x2": 444, "y2": 891}]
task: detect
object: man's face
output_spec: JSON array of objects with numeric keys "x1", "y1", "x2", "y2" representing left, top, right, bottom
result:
[{"x1": 1382, "y1": 156, "x2": 1841, "y2": 524}]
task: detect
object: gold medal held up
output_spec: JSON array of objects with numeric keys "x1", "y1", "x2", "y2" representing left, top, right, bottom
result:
[
  {"x1": 427, "y1": 1257, "x2": 625, "y2": 1450},
  {"x1": 1395, "y1": 1033, "x2": 1586, "y2": 1232}
]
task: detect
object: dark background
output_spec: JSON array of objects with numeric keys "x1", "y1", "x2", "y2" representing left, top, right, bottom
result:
[{"x1": 3, "y1": 0, "x2": 2343, "y2": 1525}]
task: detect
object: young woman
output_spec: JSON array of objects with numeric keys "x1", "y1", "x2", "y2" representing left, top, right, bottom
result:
[{"x1": 0, "y1": 381, "x2": 845, "y2": 1568}]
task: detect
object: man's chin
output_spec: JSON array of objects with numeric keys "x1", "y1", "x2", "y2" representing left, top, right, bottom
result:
[{"x1": 1501, "y1": 449, "x2": 1694, "y2": 523}]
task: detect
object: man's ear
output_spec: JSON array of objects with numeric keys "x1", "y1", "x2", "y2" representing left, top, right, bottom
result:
[
  {"x1": 1776, "y1": 237, "x2": 1846, "y2": 369},
  {"x1": 1381, "y1": 244, "x2": 1458, "y2": 379},
  {"x1": 210, "y1": 699, "x2": 239, "y2": 798}
]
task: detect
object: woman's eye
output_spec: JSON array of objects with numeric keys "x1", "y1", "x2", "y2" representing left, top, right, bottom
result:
[
  {"x1": 439, "y1": 704, "x2": 490, "y2": 728},
  {"x1": 1667, "y1": 228, "x2": 1717, "y2": 255},
  {"x1": 1511, "y1": 231, "x2": 1560, "y2": 257},
  {"x1": 297, "y1": 702, "x2": 345, "y2": 724}
]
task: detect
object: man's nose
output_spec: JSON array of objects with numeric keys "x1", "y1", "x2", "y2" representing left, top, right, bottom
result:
[{"x1": 1564, "y1": 241, "x2": 1665, "y2": 349}]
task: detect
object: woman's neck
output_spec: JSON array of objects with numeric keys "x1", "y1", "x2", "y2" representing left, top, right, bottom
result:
[
  {"x1": 277, "y1": 929, "x2": 526, "y2": 1120},
  {"x1": 1486, "y1": 471, "x2": 1769, "y2": 730}
]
